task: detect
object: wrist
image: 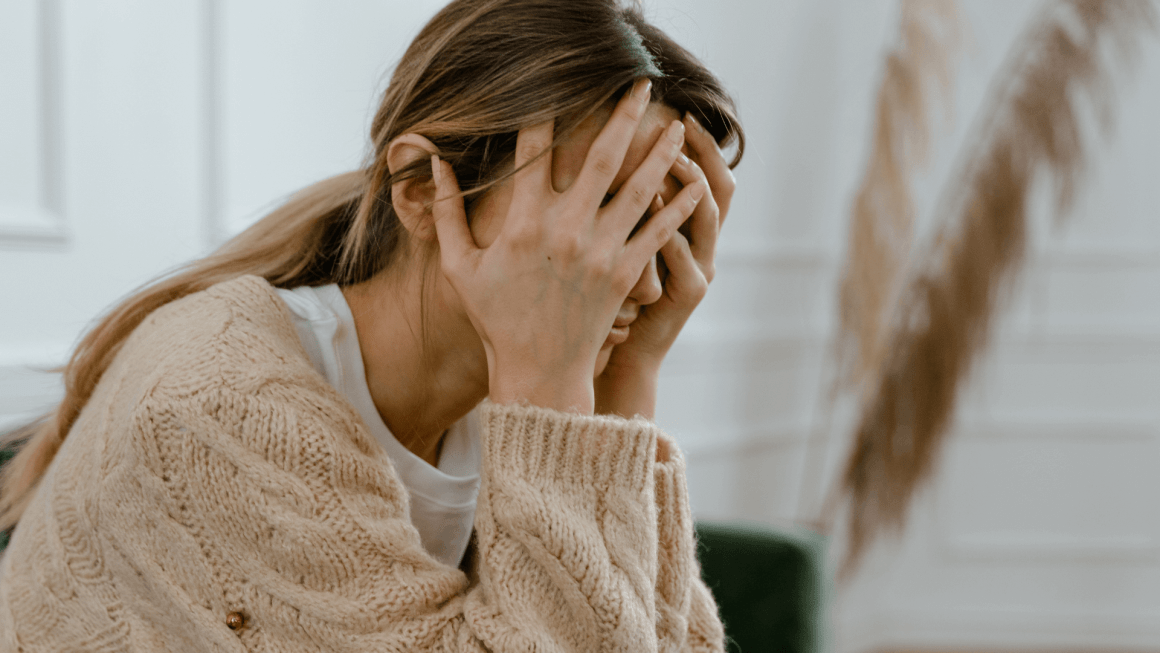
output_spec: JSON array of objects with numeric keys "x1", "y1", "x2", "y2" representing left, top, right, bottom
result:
[
  {"x1": 601, "y1": 348, "x2": 665, "y2": 387},
  {"x1": 594, "y1": 363, "x2": 660, "y2": 419},
  {"x1": 489, "y1": 363, "x2": 595, "y2": 415}
]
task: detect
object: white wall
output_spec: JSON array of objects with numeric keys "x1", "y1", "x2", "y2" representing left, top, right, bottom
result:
[{"x1": 3, "y1": 0, "x2": 1160, "y2": 650}]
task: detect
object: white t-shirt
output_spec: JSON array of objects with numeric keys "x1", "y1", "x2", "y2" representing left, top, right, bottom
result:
[{"x1": 275, "y1": 284, "x2": 481, "y2": 569}]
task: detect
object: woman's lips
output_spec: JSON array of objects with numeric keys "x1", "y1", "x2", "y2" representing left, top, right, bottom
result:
[
  {"x1": 605, "y1": 324, "x2": 630, "y2": 346},
  {"x1": 604, "y1": 310, "x2": 637, "y2": 347}
]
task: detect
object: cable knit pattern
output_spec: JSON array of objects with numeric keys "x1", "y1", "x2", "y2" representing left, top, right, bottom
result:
[
  {"x1": 653, "y1": 440, "x2": 726, "y2": 652},
  {"x1": 0, "y1": 275, "x2": 725, "y2": 652}
]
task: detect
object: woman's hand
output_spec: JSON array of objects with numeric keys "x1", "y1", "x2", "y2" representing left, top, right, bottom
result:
[
  {"x1": 594, "y1": 113, "x2": 736, "y2": 423},
  {"x1": 430, "y1": 80, "x2": 707, "y2": 415}
]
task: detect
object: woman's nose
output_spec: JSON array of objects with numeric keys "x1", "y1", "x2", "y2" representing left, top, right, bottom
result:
[{"x1": 628, "y1": 254, "x2": 663, "y2": 306}]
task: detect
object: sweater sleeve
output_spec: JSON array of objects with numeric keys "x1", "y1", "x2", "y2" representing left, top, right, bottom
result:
[
  {"x1": 653, "y1": 433, "x2": 727, "y2": 652},
  {"x1": 106, "y1": 378, "x2": 666, "y2": 652}
]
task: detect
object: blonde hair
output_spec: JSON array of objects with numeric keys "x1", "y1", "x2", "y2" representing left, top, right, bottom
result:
[{"x1": 0, "y1": 0, "x2": 744, "y2": 533}]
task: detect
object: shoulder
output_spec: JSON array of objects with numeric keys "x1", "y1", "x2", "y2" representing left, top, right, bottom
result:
[
  {"x1": 104, "y1": 275, "x2": 372, "y2": 452},
  {"x1": 117, "y1": 274, "x2": 386, "y2": 468},
  {"x1": 122, "y1": 275, "x2": 312, "y2": 397},
  {"x1": 137, "y1": 274, "x2": 298, "y2": 359}
]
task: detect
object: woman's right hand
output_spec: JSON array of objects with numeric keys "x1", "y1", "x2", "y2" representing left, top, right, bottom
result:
[{"x1": 429, "y1": 79, "x2": 707, "y2": 415}]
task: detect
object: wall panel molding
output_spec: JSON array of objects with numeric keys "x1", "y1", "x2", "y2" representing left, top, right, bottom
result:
[
  {"x1": 681, "y1": 421, "x2": 815, "y2": 458},
  {"x1": 868, "y1": 606, "x2": 1160, "y2": 651},
  {"x1": 200, "y1": 0, "x2": 225, "y2": 248},
  {"x1": 934, "y1": 420, "x2": 1160, "y2": 563},
  {"x1": 0, "y1": 0, "x2": 65, "y2": 245}
]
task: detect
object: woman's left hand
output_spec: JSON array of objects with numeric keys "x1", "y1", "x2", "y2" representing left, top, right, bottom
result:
[{"x1": 594, "y1": 113, "x2": 735, "y2": 426}]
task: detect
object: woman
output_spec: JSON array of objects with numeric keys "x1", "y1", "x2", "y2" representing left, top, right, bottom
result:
[{"x1": 0, "y1": 0, "x2": 743, "y2": 649}]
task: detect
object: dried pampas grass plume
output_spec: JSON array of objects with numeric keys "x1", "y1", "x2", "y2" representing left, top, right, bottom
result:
[
  {"x1": 837, "y1": 0, "x2": 1157, "y2": 576},
  {"x1": 837, "y1": 0, "x2": 961, "y2": 393}
]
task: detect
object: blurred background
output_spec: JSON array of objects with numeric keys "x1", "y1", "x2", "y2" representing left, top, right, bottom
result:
[{"x1": 2, "y1": 0, "x2": 1160, "y2": 650}]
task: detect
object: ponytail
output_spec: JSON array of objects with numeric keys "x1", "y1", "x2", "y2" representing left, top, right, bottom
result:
[{"x1": 0, "y1": 0, "x2": 744, "y2": 537}]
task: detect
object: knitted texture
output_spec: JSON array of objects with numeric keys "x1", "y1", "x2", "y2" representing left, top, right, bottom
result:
[{"x1": 0, "y1": 275, "x2": 724, "y2": 652}]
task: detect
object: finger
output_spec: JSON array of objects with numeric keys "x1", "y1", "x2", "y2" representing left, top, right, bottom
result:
[
  {"x1": 668, "y1": 151, "x2": 719, "y2": 267},
  {"x1": 658, "y1": 229, "x2": 706, "y2": 299},
  {"x1": 572, "y1": 78, "x2": 654, "y2": 211},
  {"x1": 650, "y1": 193, "x2": 664, "y2": 216},
  {"x1": 684, "y1": 113, "x2": 735, "y2": 225},
  {"x1": 604, "y1": 119, "x2": 686, "y2": 239},
  {"x1": 626, "y1": 179, "x2": 707, "y2": 266},
  {"x1": 627, "y1": 194, "x2": 664, "y2": 240},
  {"x1": 429, "y1": 155, "x2": 477, "y2": 261},
  {"x1": 513, "y1": 120, "x2": 554, "y2": 199}
]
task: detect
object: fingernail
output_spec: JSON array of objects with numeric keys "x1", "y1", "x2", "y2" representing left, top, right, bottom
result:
[
  {"x1": 430, "y1": 155, "x2": 441, "y2": 183},
  {"x1": 691, "y1": 181, "x2": 706, "y2": 202},
  {"x1": 677, "y1": 151, "x2": 690, "y2": 166},
  {"x1": 634, "y1": 78, "x2": 653, "y2": 101},
  {"x1": 667, "y1": 121, "x2": 685, "y2": 144},
  {"x1": 687, "y1": 113, "x2": 705, "y2": 134}
]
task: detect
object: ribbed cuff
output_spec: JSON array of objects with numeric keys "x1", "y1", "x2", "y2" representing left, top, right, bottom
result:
[{"x1": 479, "y1": 400, "x2": 657, "y2": 498}]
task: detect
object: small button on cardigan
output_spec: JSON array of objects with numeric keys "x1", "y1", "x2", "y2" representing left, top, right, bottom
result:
[{"x1": 0, "y1": 275, "x2": 725, "y2": 652}]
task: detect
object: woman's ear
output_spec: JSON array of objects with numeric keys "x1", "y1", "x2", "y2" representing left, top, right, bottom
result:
[{"x1": 387, "y1": 133, "x2": 440, "y2": 241}]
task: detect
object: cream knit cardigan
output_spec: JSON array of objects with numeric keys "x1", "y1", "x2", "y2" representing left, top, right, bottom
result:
[{"x1": 0, "y1": 275, "x2": 725, "y2": 652}]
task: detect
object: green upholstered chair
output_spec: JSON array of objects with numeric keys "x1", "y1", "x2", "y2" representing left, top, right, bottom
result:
[
  {"x1": 0, "y1": 440, "x2": 16, "y2": 551},
  {"x1": 694, "y1": 520, "x2": 825, "y2": 653},
  {"x1": 0, "y1": 444, "x2": 825, "y2": 652}
]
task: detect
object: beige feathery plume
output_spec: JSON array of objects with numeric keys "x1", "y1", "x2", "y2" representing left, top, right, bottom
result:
[
  {"x1": 837, "y1": 0, "x2": 1157, "y2": 576},
  {"x1": 837, "y1": 0, "x2": 961, "y2": 394}
]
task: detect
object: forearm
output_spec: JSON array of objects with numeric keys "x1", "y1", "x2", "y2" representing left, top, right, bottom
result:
[
  {"x1": 121, "y1": 388, "x2": 667, "y2": 651},
  {"x1": 472, "y1": 401, "x2": 662, "y2": 648}
]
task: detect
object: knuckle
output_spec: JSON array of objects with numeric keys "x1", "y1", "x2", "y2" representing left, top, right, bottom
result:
[
  {"x1": 694, "y1": 162, "x2": 709, "y2": 184},
  {"x1": 703, "y1": 263, "x2": 716, "y2": 284},
  {"x1": 690, "y1": 282, "x2": 708, "y2": 302},
  {"x1": 587, "y1": 249, "x2": 615, "y2": 275},
  {"x1": 551, "y1": 231, "x2": 585, "y2": 259},
  {"x1": 509, "y1": 220, "x2": 540, "y2": 245},
  {"x1": 626, "y1": 185, "x2": 652, "y2": 210},
  {"x1": 653, "y1": 224, "x2": 673, "y2": 251},
  {"x1": 723, "y1": 170, "x2": 737, "y2": 194},
  {"x1": 618, "y1": 99, "x2": 645, "y2": 123},
  {"x1": 516, "y1": 141, "x2": 545, "y2": 165},
  {"x1": 591, "y1": 152, "x2": 619, "y2": 178},
  {"x1": 685, "y1": 192, "x2": 701, "y2": 213}
]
